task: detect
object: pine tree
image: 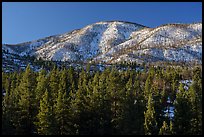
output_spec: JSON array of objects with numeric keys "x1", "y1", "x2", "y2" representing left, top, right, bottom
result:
[
  {"x1": 107, "y1": 68, "x2": 124, "y2": 134},
  {"x1": 174, "y1": 83, "x2": 192, "y2": 135},
  {"x1": 3, "y1": 76, "x2": 11, "y2": 97},
  {"x1": 97, "y1": 70, "x2": 112, "y2": 135},
  {"x1": 48, "y1": 66, "x2": 59, "y2": 106},
  {"x1": 159, "y1": 121, "x2": 170, "y2": 135},
  {"x1": 54, "y1": 75, "x2": 70, "y2": 135},
  {"x1": 59, "y1": 68, "x2": 69, "y2": 93},
  {"x1": 54, "y1": 91, "x2": 69, "y2": 134},
  {"x1": 86, "y1": 71, "x2": 101, "y2": 134},
  {"x1": 144, "y1": 75, "x2": 151, "y2": 101},
  {"x1": 149, "y1": 66, "x2": 155, "y2": 77},
  {"x1": 120, "y1": 72, "x2": 134, "y2": 134},
  {"x1": 35, "y1": 69, "x2": 47, "y2": 106},
  {"x1": 67, "y1": 66, "x2": 77, "y2": 92},
  {"x1": 144, "y1": 93, "x2": 158, "y2": 135},
  {"x1": 68, "y1": 69, "x2": 90, "y2": 135},
  {"x1": 2, "y1": 72, "x2": 6, "y2": 92},
  {"x1": 35, "y1": 89, "x2": 55, "y2": 135},
  {"x1": 67, "y1": 91, "x2": 79, "y2": 135},
  {"x1": 169, "y1": 120, "x2": 174, "y2": 135},
  {"x1": 2, "y1": 76, "x2": 14, "y2": 135},
  {"x1": 188, "y1": 71, "x2": 202, "y2": 135},
  {"x1": 7, "y1": 73, "x2": 21, "y2": 135},
  {"x1": 15, "y1": 64, "x2": 36, "y2": 134},
  {"x1": 121, "y1": 74, "x2": 145, "y2": 135},
  {"x1": 133, "y1": 76, "x2": 145, "y2": 134},
  {"x1": 152, "y1": 85, "x2": 165, "y2": 133}
]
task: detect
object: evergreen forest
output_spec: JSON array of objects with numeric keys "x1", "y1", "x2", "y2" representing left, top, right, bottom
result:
[{"x1": 2, "y1": 64, "x2": 202, "y2": 135}]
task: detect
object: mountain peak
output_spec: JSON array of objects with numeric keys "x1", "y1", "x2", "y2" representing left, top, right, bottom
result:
[
  {"x1": 96, "y1": 20, "x2": 146, "y2": 26},
  {"x1": 2, "y1": 21, "x2": 202, "y2": 72}
]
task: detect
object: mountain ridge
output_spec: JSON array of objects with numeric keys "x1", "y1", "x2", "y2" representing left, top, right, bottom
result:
[
  {"x1": 3, "y1": 21, "x2": 202, "y2": 45},
  {"x1": 2, "y1": 21, "x2": 202, "y2": 72}
]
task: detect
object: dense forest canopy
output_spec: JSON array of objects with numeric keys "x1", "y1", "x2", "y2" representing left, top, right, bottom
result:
[{"x1": 2, "y1": 64, "x2": 202, "y2": 135}]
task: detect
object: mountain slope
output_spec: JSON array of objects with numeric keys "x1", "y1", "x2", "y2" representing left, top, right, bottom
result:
[
  {"x1": 2, "y1": 21, "x2": 202, "y2": 70},
  {"x1": 94, "y1": 23, "x2": 202, "y2": 64}
]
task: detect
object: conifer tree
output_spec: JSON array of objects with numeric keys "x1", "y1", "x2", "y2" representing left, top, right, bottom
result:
[
  {"x1": 169, "y1": 120, "x2": 174, "y2": 135},
  {"x1": 35, "y1": 89, "x2": 55, "y2": 135},
  {"x1": 7, "y1": 74, "x2": 21, "y2": 135},
  {"x1": 2, "y1": 72, "x2": 6, "y2": 92},
  {"x1": 174, "y1": 83, "x2": 192, "y2": 135},
  {"x1": 121, "y1": 74, "x2": 145, "y2": 135},
  {"x1": 86, "y1": 71, "x2": 101, "y2": 134},
  {"x1": 159, "y1": 121, "x2": 170, "y2": 135},
  {"x1": 59, "y1": 68, "x2": 69, "y2": 93},
  {"x1": 67, "y1": 66, "x2": 77, "y2": 92},
  {"x1": 107, "y1": 68, "x2": 124, "y2": 134},
  {"x1": 144, "y1": 75, "x2": 151, "y2": 100},
  {"x1": 152, "y1": 85, "x2": 165, "y2": 132},
  {"x1": 67, "y1": 91, "x2": 79, "y2": 135},
  {"x1": 133, "y1": 76, "x2": 145, "y2": 134},
  {"x1": 48, "y1": 66, "x2": 59, "y2": 106},
  {"x1": 97, "y1": 70, "x2": 112, "y2": 134},
  {"x1": 35, "y1": 69, "x2": 47, "y2": 106},
  {"x1": 54, "y1": 89, "x2": 69, "y2": 135},
  {"x1": 121, "y1": 72, "x2": 134, "y2": 133},
  {"x1": 188, "y1": 72, "x2": 202, "y2": 135},
  {"x1": 15, "y1": 64, "x2": 36, "y2": 134},
  {"x1": 2, "y1": 77, "x2": 14, "y2": 135},
  {"x1": 144, "y1": 93, "x2": 157, "y2": 135},
  {"x1": 53, "y1": 71, "x2": 70, "y2": 135},
  {"x1": 2, "y1": 62, "x2": 201, "y2": 135},
  {"x1": 68, "y1": 69, "x2": 89, "y2": 135}
]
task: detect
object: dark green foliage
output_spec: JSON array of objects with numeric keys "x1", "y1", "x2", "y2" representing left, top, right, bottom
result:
[
  {"x1": 54, "y1": 89, "x2": 69, "y2": 135},
  {"x1": 144, "y1": 93, "x2": 158, "y2": 135},
  {"x1": 15, "y1": 64, "x2": 37, "y2": 134},
  {"x1": 35, "y1": 89, "x2": 55, "y2": 135},
  {"x1": 173, "y1": 83, "x2": 193, "y2": 135},
  {"x1": 187, "y1": 67, "x2": 202, "y2": 135},
  {"x1": 2, "y1": 64, "x2": 202, "y2": 135}
]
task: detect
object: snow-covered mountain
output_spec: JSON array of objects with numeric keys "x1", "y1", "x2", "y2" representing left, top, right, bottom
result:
[{"x1": 2, "y1": 21, "x2": 202, "y2": 68}]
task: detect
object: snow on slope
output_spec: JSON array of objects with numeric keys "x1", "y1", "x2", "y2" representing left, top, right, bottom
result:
[
  {"x1": 94, "y1": 23, "x2": 202, "y2": 64},
  {"x1": 2, "y1": 44, "x2": 18, "y2": 55},
  {"x1": 33, "y1": 21, "x2": 145, "y2": 61},
  {"x1": 2, "y1": 21, "x2": 202, "y2": 65}
]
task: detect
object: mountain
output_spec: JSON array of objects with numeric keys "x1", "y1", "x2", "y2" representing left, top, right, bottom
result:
[{"x1": 2, "y1": 21, "x2": 202, "y2": 71}]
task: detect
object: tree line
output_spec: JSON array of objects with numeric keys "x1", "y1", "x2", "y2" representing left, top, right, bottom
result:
[{"x1": 2, "y1": 64, "x2": 202, "y2": 135}]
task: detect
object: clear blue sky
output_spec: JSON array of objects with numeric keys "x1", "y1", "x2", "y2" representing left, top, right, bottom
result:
[{"x1": 2, "y1": 2, "x2": 202, "y2": 44}]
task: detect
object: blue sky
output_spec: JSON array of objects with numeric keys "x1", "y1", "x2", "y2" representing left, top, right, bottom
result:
[{"x1": 2, "y1": 2, "x2": 202, "y2": 44}]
